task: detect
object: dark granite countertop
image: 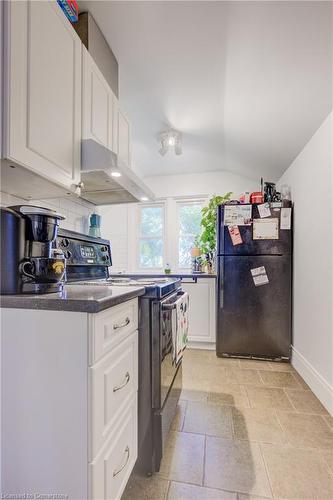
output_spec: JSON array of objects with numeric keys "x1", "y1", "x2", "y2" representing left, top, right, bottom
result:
[
  {"x1": 110, "y1": 273, "x2": 217, "y2": 280},
  {"x1": 0, "y1": 284, "x2": 145, "y2": 313}
]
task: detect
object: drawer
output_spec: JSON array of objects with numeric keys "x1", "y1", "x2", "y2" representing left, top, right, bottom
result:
[
  {"x1": 89, "y1": 298, "x2": 138, "y2": 364},
  {"x1": 89, "y1": 395, "x2": 138, "y2": 500},
  {"x1": 89, "y1": 330, "x2": 138, "y2": 460}
]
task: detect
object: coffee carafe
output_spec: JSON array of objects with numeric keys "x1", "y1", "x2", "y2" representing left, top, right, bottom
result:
[{"x1": 0, "y1": 205, "x2": 66, "y2": 294}]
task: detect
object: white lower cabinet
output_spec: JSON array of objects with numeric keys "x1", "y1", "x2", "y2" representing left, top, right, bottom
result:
[
  {"x1": 89, "y1": 330, "x2": 138, "y2": 460},
  {"x1": 89, "y1": 396, "x2": 138, "y2": 500},
  {"x1": 1, "y1": 300, "x2": 139, "y2": 499},
  {"x1": 181, "y1": 278, "x2": 216, "y2": 346}
]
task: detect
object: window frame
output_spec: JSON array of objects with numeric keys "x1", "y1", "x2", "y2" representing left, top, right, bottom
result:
[
  {"x1": 137, "y1": 202, "x2": 166, "y2": 271},
  {"x1": 176, "y1": 198, "x2": 205, "y2": 271}
]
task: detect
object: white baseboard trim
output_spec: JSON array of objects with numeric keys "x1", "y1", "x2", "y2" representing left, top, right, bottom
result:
[
  {"x1": 291, "y1": 346, "x2": 333, "y2": 416},
  {"x1": 187, "y1": 342, "x2": 216, "y2": 351}
]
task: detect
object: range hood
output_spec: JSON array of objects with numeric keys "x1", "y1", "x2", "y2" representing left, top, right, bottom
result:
[{"x1": 80, "y1": 139, "x2": 155, "y2": 205}]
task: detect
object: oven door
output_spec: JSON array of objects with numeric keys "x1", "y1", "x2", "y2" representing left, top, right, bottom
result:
[{"x1": 159, "y1": 291, "x2": 182, "y2": 408}]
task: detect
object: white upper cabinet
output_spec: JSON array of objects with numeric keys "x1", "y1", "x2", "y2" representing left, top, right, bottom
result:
[
  {"x1": 82, "y1": 47, "x2": 132, "y2": 169},
  {"x1": 82, "y1": 47, "x2": 114, "y2": 150},
  {"x1": 3, "y1": 0, "x2": 82, "y2": 191},
  {"x1": 116, "y1": 107, "x2": 131, "y2": 167}
]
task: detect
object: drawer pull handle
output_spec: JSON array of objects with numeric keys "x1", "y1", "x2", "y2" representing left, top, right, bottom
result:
[
  {"x1": 113, "y1": 446, "x2": 130, "y2": 477},
  {"x1": 113, "y1": 317, "x2": 130, "y2": 330},
  {"x1": 113, "y1": 372, "x2": 130, "y2": 392}
]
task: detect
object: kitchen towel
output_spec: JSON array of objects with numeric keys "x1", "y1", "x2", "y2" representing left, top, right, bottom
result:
[{"x1": 172, "y1": 291, "x2": 189, "y2": 364}]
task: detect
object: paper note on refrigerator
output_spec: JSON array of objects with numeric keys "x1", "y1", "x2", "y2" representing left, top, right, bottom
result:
[
  {"x1": 228, "y1": 225, "x2": 243, "y2": 245},
  {"x1": 253, "y1": 218, "x2": 279, "y2": 240},
  {"x1": 258, "y1": 203, "x2": 271, "y2": 218},
  {"x1": 251, "y1": 266, "x2": 269, "y2": 286},
  {"x1": 280, "y1": 208, "x2": 291, "y2": 230},
  {"x1": 224, "y1": 205, "x2": 252, "y2": 226}
]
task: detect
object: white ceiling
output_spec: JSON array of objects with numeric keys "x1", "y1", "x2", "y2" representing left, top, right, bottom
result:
[{"x1": 80, "y1": 1, "x2": 332, "y2": 181}]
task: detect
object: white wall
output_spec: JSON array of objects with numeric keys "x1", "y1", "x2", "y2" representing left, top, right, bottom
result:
[
  {"x1": 144, "y1": 171, "x2": 259, "y2": 198},
  {"x1": 0, "y1": 192, "x2": 97, "y2": 234},
  {"x1": 99, "y1": 170, "x2": 259, "y2": 272},
  {"x1": 278, "y1": 111, "x2": 333, "y2": 414}
]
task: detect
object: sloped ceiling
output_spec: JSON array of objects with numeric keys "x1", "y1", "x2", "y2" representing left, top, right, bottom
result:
[{"x1": 79, "y1": 1, "x2": 332, "y2": 181}]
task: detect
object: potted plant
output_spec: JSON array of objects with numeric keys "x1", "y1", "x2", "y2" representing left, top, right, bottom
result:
[{"x1": 198, "y1": 193, "x2": 232, "y2": 272}]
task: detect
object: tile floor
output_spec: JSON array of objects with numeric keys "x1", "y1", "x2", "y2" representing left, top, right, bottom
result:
[{"x1": 122, "y1": 349, "x2": 333, "y2": 500}]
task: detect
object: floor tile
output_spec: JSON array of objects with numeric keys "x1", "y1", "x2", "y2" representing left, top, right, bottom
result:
[
  {"x1": 259, "y1": 370, "x2": 301, "y2": 389},
  {"x1": 285, "y1": 388, "x2": 329, "y2": 414},
  {"x1": 183, "y1": 401, "x2": 232, "y2": 437},
  {"x1": 121, "y1": 473, "x2": 169, "y2": 500},
  {"x1": 213, "y1": 357, "x2": 241, "y2": 368},
  {"x1": 208, "y1": 384, "x2": 250, "y2": 408},
  {"x1": 182, "y1": 374, "x2": 211, "y2": 392},
  {"x1": 246, "y1": 386, "x2": 294, "y2": 410},
  {"x1": 204, "y1": 436, "x2": 271, "y2": 497},
  {"x1": 158, "y1": 431, "x2": 205, "y2": 485},
  {"x1": 238, "y1": 360, "x2": 272, "y2": 371},
  {"x1": 268, "y1": 361, "x2": 294, "y2": 372},
  {"x1": 232, "y1": 407, "x2": 286, "y2": 444},
  {"x1": 171, "y1": 401, "x2": 187, "y2": 431},
  {"x1": 277, "y1": 411, "x2": 333, "y2": 449},
  {"x1": 261, "y1": 443, "x2": 333, "y2": 499},
  {"x1": 238, "y1": 495, "x2": 272, "y2": 500},
  {"x1": 225, "y1": 368, "x2": 263, "y2": 385},
  {"x1": 180, "y1": 389, "x2": 208, "y2": 403},
  {"x1": 324, "y1": 414, "x2": 333, "y2": 430},
  {"x1": 290, "y1": 371, "x2": 311, "y2": 390},
  {"x1": 321, "y1": 450, "x2": 333, "y2": 473},
  {"x1": 167, "y1": 481, "x2": 236, "y2": 499}
]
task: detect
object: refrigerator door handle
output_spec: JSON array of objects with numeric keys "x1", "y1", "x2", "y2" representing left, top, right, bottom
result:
[{"x1": 217, "y1": 257, "x2": 224, "y2": 309}]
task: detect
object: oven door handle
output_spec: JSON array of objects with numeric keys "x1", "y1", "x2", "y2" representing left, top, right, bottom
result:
[{"x1": 162, "y1": 291, "x2": 187, "y2": 310}]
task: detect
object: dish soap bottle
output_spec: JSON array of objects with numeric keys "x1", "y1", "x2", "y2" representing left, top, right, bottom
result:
[{"x1": 164, "y1": 262, "x2": 171, "y2": 275}]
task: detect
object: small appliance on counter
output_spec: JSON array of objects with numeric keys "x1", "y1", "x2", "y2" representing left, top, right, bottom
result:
[
  {"x1": 0, "y1": 206, "x2": 66, "y2": 295},
  {"x1": 89, "y1": 213, "x2": 101, "y2": 238}
]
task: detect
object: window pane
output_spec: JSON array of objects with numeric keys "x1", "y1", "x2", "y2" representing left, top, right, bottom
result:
[
  {"x1": 139, "y1": 239, "x2": 163, "y2": 268},
  {"x1": 179, "y1": 236, "x2": 196, "y2": 268},
  {"x1": 140, "y1": 206, "x2": 163, "y2": 237},
  {"x1": 178, "y1": 203, "x2": 203, "y2": 268},
  {"x1": 179, "y1": 204, "x2": 202, "y2": 236}
]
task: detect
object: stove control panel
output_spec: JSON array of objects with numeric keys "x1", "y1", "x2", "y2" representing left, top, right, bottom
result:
[{"x1": 56, "y1": 235, "x2": 112, "y2": 266}]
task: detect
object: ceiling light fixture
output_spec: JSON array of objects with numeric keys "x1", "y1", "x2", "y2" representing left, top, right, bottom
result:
[
  {"x1": 111, "y1": 171, "x2": 122, "y2": 178},
  {"x1": 140, "y1": 196, "x2": 149, "y2": 202},
  {"x1": 158, "y1": 129, "x2": 182, "y2": 156}
]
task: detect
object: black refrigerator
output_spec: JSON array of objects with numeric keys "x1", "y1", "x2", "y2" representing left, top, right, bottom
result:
[{"x1": 216, "y1": 202, "x2": 292, "y2": 360}]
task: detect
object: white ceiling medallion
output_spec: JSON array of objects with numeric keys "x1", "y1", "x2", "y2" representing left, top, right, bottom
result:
[{"x1": 158, "y1": 129, "x2": 182, "y2": 156}]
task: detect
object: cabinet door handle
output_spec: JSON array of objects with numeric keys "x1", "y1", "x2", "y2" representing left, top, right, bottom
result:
[
  {"x1": 113, "y1": 317, "x2": 130, "y2": 330},
  {"x1": 113, "y1": 446, "x2": 130, "y2": 477},
  {"x1": 113, "y1": 372, "x2": 130, "y2": 392}
]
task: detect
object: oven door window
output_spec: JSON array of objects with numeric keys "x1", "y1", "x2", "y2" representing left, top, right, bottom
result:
[{"x1": 160, "y1": 308, "x2": 178, "y2": 407}]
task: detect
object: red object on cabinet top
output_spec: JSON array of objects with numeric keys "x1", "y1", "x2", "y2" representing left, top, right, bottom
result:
[{"x1": 250, "y1": 192, "x2": 264, "y2": 204}]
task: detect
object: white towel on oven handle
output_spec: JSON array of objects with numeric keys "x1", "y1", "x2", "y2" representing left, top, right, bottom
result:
[{"x1": 172, "y1": 291, "x2": 189, "y2": 364}]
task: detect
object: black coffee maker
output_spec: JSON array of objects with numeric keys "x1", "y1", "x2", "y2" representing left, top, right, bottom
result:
[{"x1": 0, "y1": 205, "x2": 66, "y2": 294}]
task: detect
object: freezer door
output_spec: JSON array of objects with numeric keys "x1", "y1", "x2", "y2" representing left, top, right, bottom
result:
[
  {"x1": 217, "y1": 204, "x2": 292, "y2": 256},
  {"x1": 216, "y1": 255, "x2": 291, "y2": 359}
]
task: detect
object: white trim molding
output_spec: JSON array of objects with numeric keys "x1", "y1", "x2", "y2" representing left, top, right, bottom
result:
[{"x1": 292, "y1": 346, "x2": 333, "y2": 415}]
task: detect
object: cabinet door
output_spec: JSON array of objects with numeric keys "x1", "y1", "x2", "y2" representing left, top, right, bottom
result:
[
  {"x1": 113, "y1": 98, "x2": 131, "y2": 167},
  {"x1": 89, "y1": 331, "x2": 138, "y2": 461},
  {"x1": 82, "y1": 47, "x2": 114, "y2": 150},
  {"x1": 181, "y1": 279, "x2": 216, "y2": 344},
  {"x1": 4, "y1": 0, "x2": 81, "y2": 190},
  {"x1": 89, "y1": 396, "x2": 137, "y2": 500}
]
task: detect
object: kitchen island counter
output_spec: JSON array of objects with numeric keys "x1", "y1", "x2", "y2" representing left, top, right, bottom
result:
[{"x1": 0, "y1": 284, "x2": 145, "y2": 313}]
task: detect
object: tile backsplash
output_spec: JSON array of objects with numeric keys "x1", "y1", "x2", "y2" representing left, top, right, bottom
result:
[{"x1": 0, "y1": 191, "x2": 98, "y2": 234}]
